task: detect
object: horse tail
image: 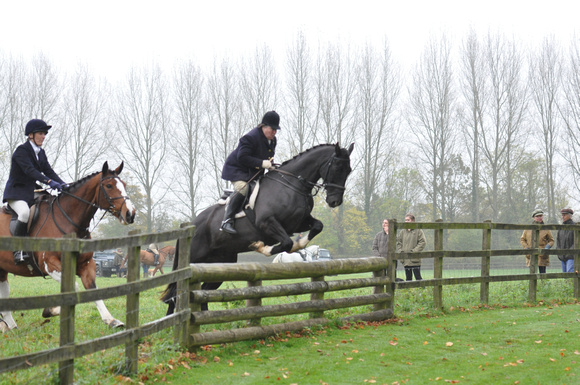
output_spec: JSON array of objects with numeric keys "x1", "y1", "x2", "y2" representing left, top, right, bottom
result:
[{"x1": 160, "y1": 239, "x2": 180, "y2": 314}]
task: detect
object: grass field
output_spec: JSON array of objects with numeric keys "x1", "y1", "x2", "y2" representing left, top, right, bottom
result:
[{"x1": 0, "y1": 271, "x2": 578, "y2": 384}]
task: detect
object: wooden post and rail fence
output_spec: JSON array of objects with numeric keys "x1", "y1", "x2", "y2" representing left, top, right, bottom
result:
[
  {"x1": 0, "y1": 220, "x2": 579, "y2": 383},
  {"x1": 386, "y1": 219, "x2": 580, "y2": 309}
]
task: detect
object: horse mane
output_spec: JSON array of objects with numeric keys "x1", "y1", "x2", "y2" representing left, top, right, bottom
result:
[
  {"x1": 279, "y1": 143, "x2": 338, "y2": 167},
  {"x1": 62, "y1": 170, "x2": 102, "y2": 193}
]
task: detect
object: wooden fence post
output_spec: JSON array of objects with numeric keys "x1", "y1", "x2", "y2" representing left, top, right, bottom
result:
[
  {"x1": 574, "y1": 229, "x2": 579, "y2": 299},
  {"x1": 433, "y1": 220, "x2": 443, "y2": 310},
  {"x1": 59, "y1": 233, "x2": 78, "y2": 385},
  {"x1": 372, "y1": 270, "x2": 387, "y2": 311},
  {"x1": 125, "y1": 229, "x2": 141, "y2": 375},
  {"x1": 175, "y1": 223, "x2": 193, "y2": 349},
  {"x1": 247, "y1": 280, "x2": 263, "y2": 325},
  {"x1": 386, "y1": 218, "x2": 397, "y2": 310},
  {"x1": 480, "y1": 220, "x2": 492, "y2": 304},
  {"x1": 309, "y1": 276, "x2": 325, "y2": 318},
  {"x1": 529, "y1": 228, "x2": 539, "y2": 303}
]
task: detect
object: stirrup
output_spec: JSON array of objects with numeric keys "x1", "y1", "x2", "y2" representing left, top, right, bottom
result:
[
  {"x1": 220, "y1": 220, "x2": 238, "y2": 235},
  {"x1": 14, "y1": 251, "x2": 30, "y2": 265}
]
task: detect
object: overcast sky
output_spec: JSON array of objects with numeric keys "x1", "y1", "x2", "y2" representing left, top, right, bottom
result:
[{"x1": 1, "y1": 0, "x2": 579, "y2": 82}]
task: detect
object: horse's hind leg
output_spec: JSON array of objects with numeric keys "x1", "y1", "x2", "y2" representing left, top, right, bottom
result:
[{"x1": 0, "y1": 274, "x2": 18, "y2": 330}]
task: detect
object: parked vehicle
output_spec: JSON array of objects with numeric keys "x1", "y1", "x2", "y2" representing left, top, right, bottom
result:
[
  {"x1": 93, "y1": 250, "x2": 118, "y2": 278},
  {"x1": 316, "y1": 248, "x2": 332, "y2": 261}
]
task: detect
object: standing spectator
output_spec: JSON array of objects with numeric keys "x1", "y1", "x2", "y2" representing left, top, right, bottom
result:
[
  {"x1": 397, "y1": 213, "x2": 426, "y2": 281},
  {"x1": 373, "y1": 219, "x2": 396, "y2": 278},
  {"x1": 520, "y1": 209, "x2": 554, "y2": 274},
  {"x1": 556, "y1": 208, "x2": 575, "y2": 273},
  {"x1": 113, "y1": 248, "x2": 126, "y2": 277}
]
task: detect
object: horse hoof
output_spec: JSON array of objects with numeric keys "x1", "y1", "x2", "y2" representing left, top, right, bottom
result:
[
  {"x1": 249, "y1": 241, "x2": 264, "y2": 252},
  {"x1": 42, "y1": 308, "x2": 59, "y2": 318},
  {"x1": 108, "y1": 319, "x2": 125, "y2": 328},
  {"x1": 0, "y1": 319, "x2": 9, "y2": 333}
]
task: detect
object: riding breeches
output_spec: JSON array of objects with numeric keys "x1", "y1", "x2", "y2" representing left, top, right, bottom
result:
[
  {"x1": 232, "y1": 181, "x2": 249, "y2": 196},
  {"x1": 7, "y1": 200, "x2": 30, "y2": 222}
]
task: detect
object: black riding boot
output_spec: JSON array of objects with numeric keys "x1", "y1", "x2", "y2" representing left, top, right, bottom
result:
[
  {"x1": 220, "y1": 192, "x2": 245, "y2": 235},
  {"x1": 13, "y1": 220, "x2": 30, "y2": 265},
  {"x1": 154, "y1": 253, "x2": 160, "y2": 265}
]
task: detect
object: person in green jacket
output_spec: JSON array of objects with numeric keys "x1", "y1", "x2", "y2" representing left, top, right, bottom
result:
[{"x1": 396, "y1": 213, "x2": 426, "y2": 281}]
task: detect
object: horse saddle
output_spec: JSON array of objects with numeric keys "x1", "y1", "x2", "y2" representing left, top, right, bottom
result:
[
  {"x1": 219, "y1": 181, "x2": 261, "y2": 219},
  {"x1": 3, "y1": 190, "x2": 51, "y2": 236}
]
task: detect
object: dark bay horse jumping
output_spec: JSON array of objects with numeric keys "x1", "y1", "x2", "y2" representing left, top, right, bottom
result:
[
  {"x1": 0, "y1": 162, "x2": 136, "y2": 331},
  {"x1": 162, "y1": 143, "x2": 354, "y2": 313}
]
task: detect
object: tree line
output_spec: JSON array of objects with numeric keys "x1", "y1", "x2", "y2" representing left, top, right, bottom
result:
[{"x1": 1, "y1": 29, "x2": 579, "y2": 255}]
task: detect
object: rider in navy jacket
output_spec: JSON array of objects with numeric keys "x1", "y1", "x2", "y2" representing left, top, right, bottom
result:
[
  {"x1": 3, "y1": 119, "x2": 66, "y2": 264},
  {"x1": 220, "y1": 111, "x2": 280, "y2": 234}
]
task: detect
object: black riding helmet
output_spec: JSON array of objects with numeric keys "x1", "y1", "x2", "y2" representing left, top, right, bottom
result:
[{"x1": 24, "y1": 119, "x2": 52, "y2": 136}]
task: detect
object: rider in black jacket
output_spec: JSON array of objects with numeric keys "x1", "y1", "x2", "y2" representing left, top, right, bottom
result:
[
  {"x1": 3, "y1": 119, "x2": 66, "y2": 264},
  {"x1": 220, "y1": 111, "x2": 280, "y2": 234}
]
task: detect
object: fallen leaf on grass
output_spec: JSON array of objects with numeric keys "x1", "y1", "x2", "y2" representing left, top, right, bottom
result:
[
  {"x1": 535, "y1": 340, "x2": 542, "y2": 344},
  {"x1": 549, "y1": 358, "x2": 556, "y2": 362},
  {"x1": 389, "y1": 341, "x2": 398, "y2": 346},
  {"x1": 445, "y1": 342, "x2": 453, "y2": 347}
]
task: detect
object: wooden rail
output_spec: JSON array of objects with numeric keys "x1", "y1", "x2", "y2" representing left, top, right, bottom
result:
[
  {"x1": 0, "y1": 225, "x2": 196, "y2": 382},
  {"x1": 386, "y1": 219, "x2": 580, "y2": 309},
  {"x1": 184, "y1": 257, "x2": 393, "y2": 347}
]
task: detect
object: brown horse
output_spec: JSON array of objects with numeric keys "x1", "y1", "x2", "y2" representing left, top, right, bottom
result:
[
  {"x1": 137, "y1": 245, "x2": 176, "y2": 277},
  {"x1": 0, "y1": 162, "x2": 135, "y2": 331}
]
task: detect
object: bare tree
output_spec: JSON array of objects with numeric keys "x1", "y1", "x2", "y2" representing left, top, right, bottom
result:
[
  {"x1": 561, "y1": 34, "x2": 580, "y2": 195},
  {"x1": 206, "y1": 57, "x2": 244, "y2": 194},
  {"x1": 313, "y1": 42, "x2": 358, "y2": 254},
  {"x1": 240, "y1": 45, "x2": 279, "y2": 126},
  {"x1": 528, "y1": 36, "x2": 562, "y2": 222},
  {"x1": 407, "y1": 34, "x2": 457, "y2": 221},
  {"x1": 0, "y1": 55, "x2": 28, "y2": 170},
  {"x1": 284, "y1": 31, "x2": 316, "y2": 155},
  {"x1": 26, "y1": 53, "x2": 66, "y2": 167},
  {"x1": 114, "y1": 65, "x2": 169, "y2": 231},
  {"x1": 171, "y1": 59, "x2": 206, "y2": 221},
  {"x1": 355, "y1": 40, "x2": 402, "y2": 225},
  {"x1": 479, "y1": 32, "x2": 528, "y2": 222},
  {"x1": 61, "y1": 63, "x2": 111, "y2": 181},
  {"x1": 314, "y1": 42, "x2": 357, "y2": 146},
  {"x1": 459, "y1": 29, "x2": 487, "y2": 222}
]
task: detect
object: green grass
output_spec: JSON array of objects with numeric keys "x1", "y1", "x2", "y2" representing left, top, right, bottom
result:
[{"x1": 0, "y1": 273, "x2": 578, "y2": 384}]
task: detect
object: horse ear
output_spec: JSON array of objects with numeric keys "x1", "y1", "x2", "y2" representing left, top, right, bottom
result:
[
  {"x1": 335, "y1": 142, "x2": 341, "y2": 155},
  {"x1": 102, "y1": 161, "x2": 109, "y2": 174},
  {"x1": 115, "y1": 161, "x2": 124, "y2": 175},
  {"x1": 347, "y1": 142, "x2": 354, "y2": 155}
]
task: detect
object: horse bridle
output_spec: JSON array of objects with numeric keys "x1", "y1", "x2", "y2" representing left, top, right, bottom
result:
[
  {"x1": 267, "y1": 154, "x2": 348, "y2": 196},
  {"x1": 50, "y1": 174, "x2": 130, "y2": 235}
]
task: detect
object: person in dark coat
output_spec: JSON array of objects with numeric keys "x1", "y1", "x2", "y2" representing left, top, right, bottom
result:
[
  {"x1": 3, "y1": 119, "x2": 66, "y2": 264},
  {"x1": 220, "y1": 111, "x2": 280, "y2": 234},
  {"x1": 556, "y1": 208, "x2": 576, "y2": 273}
]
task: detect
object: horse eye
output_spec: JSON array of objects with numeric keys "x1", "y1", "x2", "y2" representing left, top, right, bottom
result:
[{"x1": 106, "y1": 184, "x2": 113, "y2": 189}]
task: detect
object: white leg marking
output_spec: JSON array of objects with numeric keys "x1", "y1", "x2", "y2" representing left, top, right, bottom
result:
[{"x1": 0, "y1": 281, "x2": 17, "y2": 329}]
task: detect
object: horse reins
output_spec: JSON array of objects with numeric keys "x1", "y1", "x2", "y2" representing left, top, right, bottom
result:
[
  {"x1": 39, "y1": 174, "x2": 130, "y2": 236},
  {"x1": 266, "y1": 154, "x2": 348, "y2": 196}
]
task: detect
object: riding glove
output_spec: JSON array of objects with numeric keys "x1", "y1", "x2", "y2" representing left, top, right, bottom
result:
[
  {"x1": 262, "y1": 160, "x2": 274, "y2": 170},
  {"x1": 48, "y1": 180, "x2": 63, "y2": 191}
]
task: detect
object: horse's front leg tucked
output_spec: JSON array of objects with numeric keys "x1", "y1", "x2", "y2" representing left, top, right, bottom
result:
[
  {"x1": 289, "y1": 215, "x2": 324, "y2": 252},
  {"x1": 249, "y1": 217, "x2": 294, "y2": 257}
]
